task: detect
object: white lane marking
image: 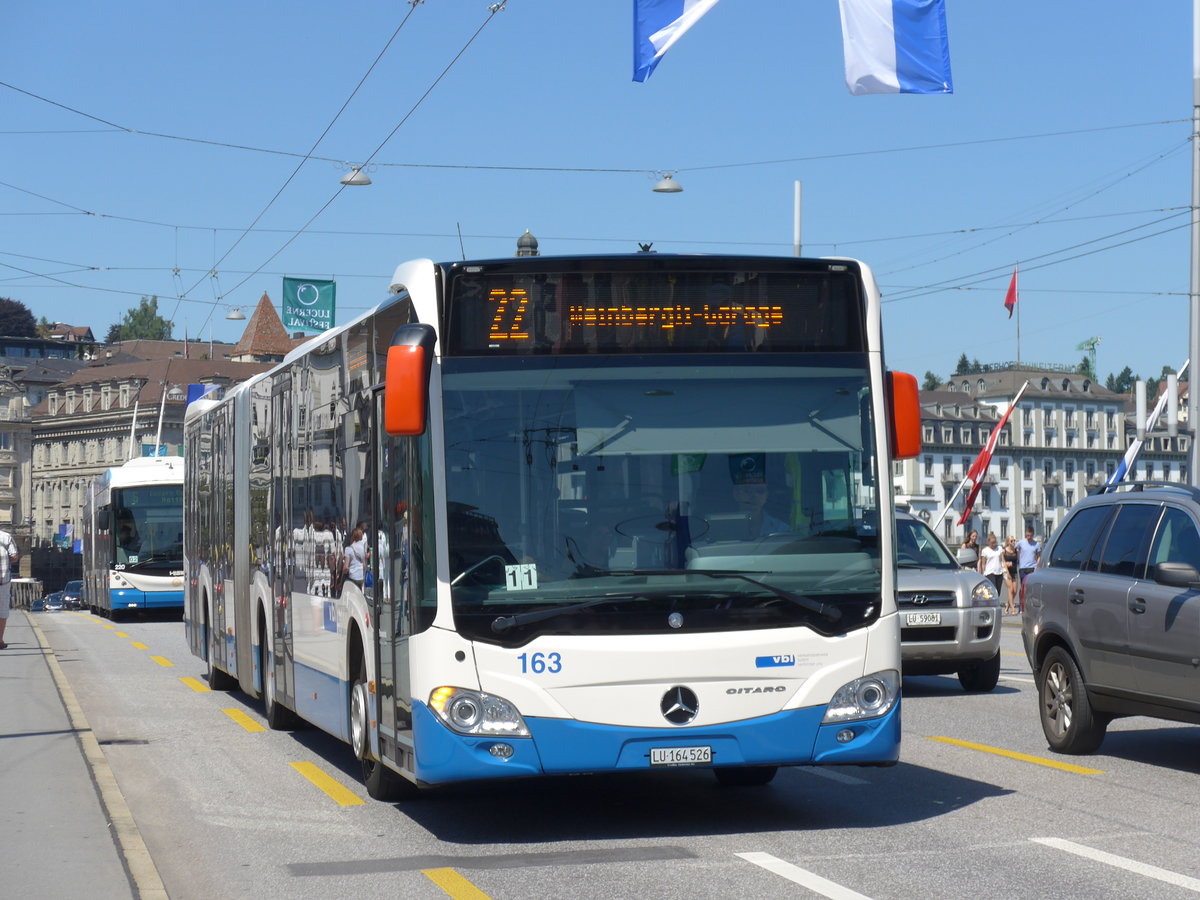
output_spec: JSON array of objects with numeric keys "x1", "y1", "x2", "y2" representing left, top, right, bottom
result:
[
  {"x1": 802, "y1": 767, "x2": 869, "y2": 785},
  {"x1": 1000, "y1": 674, "x2": 1036, "y2": 685},
  {"x1": 1032, "y1": 838, "x2": 1200, "y2": 893},
  {"x1": 737, "y1": 852, "x2": 873, "y2": 900}
]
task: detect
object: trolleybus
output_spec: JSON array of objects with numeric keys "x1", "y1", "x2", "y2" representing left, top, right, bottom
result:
[
  {"x1": 83, "y1": 456, "x2": 186, "y2": 617},
  {"x1": 184, "y1": 254, "x2": 920, "y2": 799}
]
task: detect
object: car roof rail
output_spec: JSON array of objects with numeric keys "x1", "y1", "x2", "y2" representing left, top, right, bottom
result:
[{"x1": 1091, "y1": 480, "x2": 1200, "y2": 503}]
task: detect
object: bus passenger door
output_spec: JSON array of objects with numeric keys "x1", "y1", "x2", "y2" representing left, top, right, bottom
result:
[
  {"x1": 270, "y1": 379, "x2": 297, "y2": 712},
  {"x1": 374, "y1": 392, "x2": 414, "y2": 767}
]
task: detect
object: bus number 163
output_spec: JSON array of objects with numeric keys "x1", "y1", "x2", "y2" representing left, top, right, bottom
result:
[{"x1": 518, "y1": 652, "x2": 562, "y2": 674}]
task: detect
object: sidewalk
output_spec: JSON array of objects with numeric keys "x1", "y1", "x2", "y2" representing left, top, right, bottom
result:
[{"x1": 1, "y1": 609, "x2": 137, "y2": 899}]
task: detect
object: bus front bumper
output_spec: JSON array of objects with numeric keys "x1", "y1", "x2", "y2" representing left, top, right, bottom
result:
[{"x1": 410, "y1": 699, "x2": 900, "y2": 785}]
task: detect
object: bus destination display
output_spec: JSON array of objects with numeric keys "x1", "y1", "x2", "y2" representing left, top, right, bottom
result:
[{"x1": 449, "y1": 266, "x2": 865, "y2": 355}]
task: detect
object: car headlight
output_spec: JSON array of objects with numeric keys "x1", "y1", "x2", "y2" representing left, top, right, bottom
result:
[
  {"x1": 971, "y1": 580, "x2": 998, "y2": 607},
  {"x1": 822, "y1": 670, "x2": 899, "y2": 724},
  {"x1": 428, "y1": 686, "x2": 529, "y2": 737}
]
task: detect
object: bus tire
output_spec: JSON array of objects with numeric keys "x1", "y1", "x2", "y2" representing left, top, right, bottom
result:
[
  {"x1": 713, "y1": 765, "x2": 778, "y2": 787},
  {"x1": 258, "y1": 611, "x2": 298, "y2": 730},
  {"x1": 351, "y1": 659, "x2": 415, "y2": 802},
  {"x1": 205, "y1": 603, "x2": 237, "y2": 691}
]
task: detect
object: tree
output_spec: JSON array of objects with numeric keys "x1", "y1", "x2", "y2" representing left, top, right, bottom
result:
[
  {"x1": 109, "y1": 296, "x2": 172, "y2": 342},
  {"x1": 921, "y1": 371, "x2": 941, "y2": 391},
  {"x1": 1105, "y1": 366, "x2": 1136, "y2": 394},
  {"x1": 36, "y1": 315, "x2": 53, "y2": 338},
  {"x1": 953, "y1": 353, "x2": 971, "y2": 375},
  {"x1": 0, "y1": 297, "x2": 38, "y2": 338},
  {"x1": 1077, "y1": 355, "x2": 1096, "y2": 380},
  {"x1": 105, "y1": 323, "x2": 123, "y2": 344},
  {"x1": 969, "y1": 357, "x2": 983, "y2": 374}
]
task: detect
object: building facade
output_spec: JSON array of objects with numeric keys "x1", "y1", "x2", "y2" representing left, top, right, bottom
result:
[
  {"x1": 893, "y1": 365, "x2": 1190, "y2": 545},
  {"x1": 30, "y1": 358, "x2": 269, "y2": 547}
]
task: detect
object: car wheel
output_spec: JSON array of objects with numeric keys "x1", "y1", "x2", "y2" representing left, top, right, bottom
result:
[
  {"x1": 958, "y1": 650, "x2": 1001, "y2": 692},
  {"x1": 1038, "y1": 646, "x2": 1108, "y2": 754},
  {"x1": 713, "y1": 765, "x2": 778, "y2": 787}
]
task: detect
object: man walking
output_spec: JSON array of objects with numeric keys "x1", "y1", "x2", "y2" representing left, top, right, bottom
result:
[
  {"x1": 1016, "y1": 525, "x2": 1041, "y2": 613},
  {"x1": 0, "y1": 526, "x2": 18, "y2": 648}
]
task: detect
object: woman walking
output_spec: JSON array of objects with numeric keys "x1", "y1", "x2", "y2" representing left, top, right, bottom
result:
[
  {"x1": 1002, "y1": 535, "x2": 1020, "y2": 615},
  {"x1": 978, "y1": 532, "x2": 1005, "y2": 599}
]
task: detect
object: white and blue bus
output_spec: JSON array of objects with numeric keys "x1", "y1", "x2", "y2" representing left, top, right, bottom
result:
[
  {"x1": 184, "y1": 254, "x2": 921, "y2": 799},
  {"x1": 82, "y1": 456, "x2": 186, "y2": 618}
]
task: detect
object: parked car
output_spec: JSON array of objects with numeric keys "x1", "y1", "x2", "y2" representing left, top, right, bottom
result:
[
  {"x1": 43, "y1": 591, "x2": 64, "y2": 612},
  {"x1": 895, "y1": 511, "x2": 1003, "y2": 691},
  {"x1": 1024, "y1": 482, "x2": 1200, "y2": 754},
  {"x1": 62, "y1": 579, "x2": 83, "y2": 610},
  {"x1": 29, "y1": 597, "x2": 44, "y2": 611}
]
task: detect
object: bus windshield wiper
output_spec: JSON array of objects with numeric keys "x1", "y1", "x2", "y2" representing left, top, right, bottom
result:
[{"x1": 490, "y1": 568, "x2": 840, "y2": 634}]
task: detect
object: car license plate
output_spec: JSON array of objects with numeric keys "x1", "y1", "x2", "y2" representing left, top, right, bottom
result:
[
  {"x1": 649, "y1": 745, "x2": 712, "y2": 767},
  {"x1": 905, "y1": 612, "x2": 942, "y2": 626}
]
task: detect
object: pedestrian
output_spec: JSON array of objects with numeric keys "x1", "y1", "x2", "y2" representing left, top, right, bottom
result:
[
  {"x1": 1002, "y1": 535, "x2": 1020, "y2": 615},
  {"x1": 342, "y1": 527, "x2": 367, "y2": 591},
  {"x1": 978, "y1": 532, "x2": 1005, "y2": 598},
  {"x1": 960, "y1": 529, "x2": 979, "y2": 554},
  {"x1": 1016, "y1": 525, "x2": 1041, "y2": 613},
  {"x1": 0, "y1": 526, "x2": 20, "y2": 649}
]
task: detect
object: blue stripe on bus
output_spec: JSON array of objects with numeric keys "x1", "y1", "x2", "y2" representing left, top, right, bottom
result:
[
  {"x1": 292, "y1": 661, "x2": 350, "y2": 742},
  {"x1": 409, "y1": 700, "x2": 900, "y2": 785},
  {"x1": 110, "y1": 588, "x2": 184, "y2": 609}
]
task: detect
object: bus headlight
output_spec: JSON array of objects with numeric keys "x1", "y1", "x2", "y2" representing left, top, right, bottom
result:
[
  {"x1": 822, "y1": 670, "x2": 899, "y2": 724},
  {"x1": 971, "y1": 580, "x2": 998, "y2": 607},
  {"x1": 428, "y1": 686, "x2": 529, "y2": 737}
]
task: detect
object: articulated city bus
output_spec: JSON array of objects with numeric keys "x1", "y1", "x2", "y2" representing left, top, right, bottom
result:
[
  {"x1": 82, "y1": 457, "x2": 186, "y2": 617},
  {"x1": 184, "y1": 254, "x2": 920, "y2": 799}
]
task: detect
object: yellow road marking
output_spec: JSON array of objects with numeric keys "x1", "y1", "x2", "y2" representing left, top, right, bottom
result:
[
  {"x1": 222, "y1": 708, "x2": 266, "y2": 732},
  {"x1": 929, "y1": 736, "x2": 1104, "y2": 774},
  {"x1": 423, "y1": 868, "x2": 493, "y2": 900},
  {"x1": 289, "y1": 762, "x2": 365, "y2": 807},
  {"x1": 114, "y1": 631, "x2": 129, "y2": 638},
  {"x1": 150, "y1": 656, "x2": 174, "y2": 667},
  {"x1": 179, "y1": 676, "x2": 210, "y2": 693},
  {"x1": 131, "y1": 642, "x2": 148, "y2": 650},
  {"x1": 102, "y1": 624, "x2": 116, "y2": 630},
  {"x1": 1002, "y1": 650, "x2": 1026, "y2": 657}
]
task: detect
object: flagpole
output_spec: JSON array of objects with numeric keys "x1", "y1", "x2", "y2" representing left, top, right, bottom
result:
[
  {"x1": 1189, "y1": 0, "x2": 1200, "y2": 484},
  {"x1": 1016, "y1": 269, "x2": 1021, "y2": 368}
]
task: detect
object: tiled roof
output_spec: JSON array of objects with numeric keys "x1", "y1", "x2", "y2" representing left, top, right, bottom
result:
[{"x1": 231, "y1": 293, "x2": 303, "y2": 360}]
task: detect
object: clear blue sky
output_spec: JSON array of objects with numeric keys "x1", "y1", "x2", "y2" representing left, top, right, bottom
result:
[{"x1": 1, "y1": 1, "x2": 1193, "y2": 383}]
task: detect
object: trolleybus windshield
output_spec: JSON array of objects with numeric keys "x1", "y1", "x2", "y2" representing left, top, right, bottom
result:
[{"x1": 442, "y1": 354, "x2": 881, "y2": 645}]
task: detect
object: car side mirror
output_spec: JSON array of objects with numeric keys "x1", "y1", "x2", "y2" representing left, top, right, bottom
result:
[
  {"x1": 956, "y1": 548, "x2": 978, "y2": 568},
  {"x1": 1153, "y1": 561, "x2": 1200, "y2": 589}
]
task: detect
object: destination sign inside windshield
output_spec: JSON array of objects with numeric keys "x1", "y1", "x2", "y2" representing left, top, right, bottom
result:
[{"x1": 447, "y1": 265, "x2": 865, "y2": 355}]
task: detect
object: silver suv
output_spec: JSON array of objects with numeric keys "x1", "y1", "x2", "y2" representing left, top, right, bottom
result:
[
  {"x1": 1024, "y1": 482, "x2": 1200, "y2": 754},
  {"x1": 895, "y1": 511, "x2": 1003, "y2": 691}
]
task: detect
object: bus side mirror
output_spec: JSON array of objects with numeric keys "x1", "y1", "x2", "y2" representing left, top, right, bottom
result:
[
  {"x1": 384, "y1": 324, "x2": 436, "y2": 436},
  {"x1": 97, "y1": 508, "x2": 110, "y2": 531},
  {"x1": 887, "y1": 371, "x2": 921, "y2": 460}
]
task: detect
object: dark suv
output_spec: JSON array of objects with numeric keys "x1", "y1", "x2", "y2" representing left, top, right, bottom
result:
[{"x1": 1023, "y1": 482, "x2": 1200, "y2": 754}]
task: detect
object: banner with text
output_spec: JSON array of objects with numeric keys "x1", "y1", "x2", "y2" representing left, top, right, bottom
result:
[{"x1": 282, "y1": 277, "x2": 336, "y2": 333}]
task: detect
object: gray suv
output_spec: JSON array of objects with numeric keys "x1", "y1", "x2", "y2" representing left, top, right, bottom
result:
[
  {"x1": 895, "y1": 511, "x2": 1003, "y2": 691},
  {"x1": 1023, "y1": 482, "x2": 1200, "y2": 754}
]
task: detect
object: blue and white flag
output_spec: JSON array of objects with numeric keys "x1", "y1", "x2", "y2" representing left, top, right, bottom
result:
[
  {"x1": 838, "y1": 0, "x2": 953, "y2": 95},
  {"x1": 633, "y1": 0, "x2": 720, "y2": 82},
  {"x1": 1104, "y1": 360, "x2": 1190, "y2": 490}
]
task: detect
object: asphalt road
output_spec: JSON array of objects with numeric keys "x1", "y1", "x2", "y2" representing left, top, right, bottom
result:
[{"x1": 31, "y1": 610, "x2": 1200, "y2": 900}]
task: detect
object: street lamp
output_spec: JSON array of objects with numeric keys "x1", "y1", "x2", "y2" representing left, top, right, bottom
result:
[
  {"x1": 652, "y1": 173, "x2": 683, "y2": 193},
  {"x1": 340, "y1": 165, "x2": 372, "y2": 186}
]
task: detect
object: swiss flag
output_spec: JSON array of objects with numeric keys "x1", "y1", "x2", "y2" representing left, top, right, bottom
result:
[{"x1": 1003, "y1": 267, "x2": 1018, "y2": 319}]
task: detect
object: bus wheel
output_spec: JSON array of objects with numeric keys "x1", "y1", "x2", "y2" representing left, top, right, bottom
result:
[
  {"x1": 258, "y1": 622, "x2": 298, "y2": 730},
  {"x1": 205, "y1": 606, "x2": 237, "y2": 691},
  {"x1": 351, "y1": 660, "x2": 414, "y2": 802},
  {"x1": 713, "y1": 766, "x2": 778, "y2": 787}
]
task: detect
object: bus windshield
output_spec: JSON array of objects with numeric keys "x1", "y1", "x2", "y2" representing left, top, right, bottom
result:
[
  {"x1": 113, "y1": 483, "x2": 184, "y2": 570},
  {"x1": 442, "y1": 354, "x2": 881, "y2": 645}
]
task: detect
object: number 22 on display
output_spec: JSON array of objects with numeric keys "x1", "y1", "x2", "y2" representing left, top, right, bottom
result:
[{"x1": 518, "y1": 652, "x2": 562, "y2": 674}]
